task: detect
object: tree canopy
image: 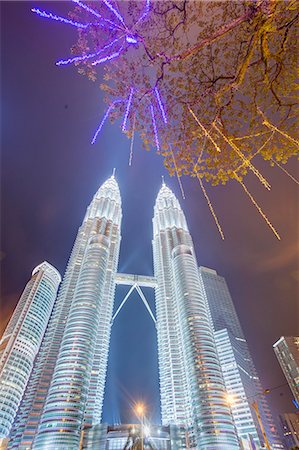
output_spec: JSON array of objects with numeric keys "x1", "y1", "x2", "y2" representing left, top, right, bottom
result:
[{"x1": 72, "y1": 0, "x2": 298, "y2": 184}]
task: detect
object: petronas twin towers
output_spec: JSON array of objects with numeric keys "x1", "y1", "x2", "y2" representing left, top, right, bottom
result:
[{"x1": 8, "y1": 175, "x2": 240, "y2": 449}]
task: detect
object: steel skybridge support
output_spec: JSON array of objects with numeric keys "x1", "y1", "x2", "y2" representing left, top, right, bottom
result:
[{"x1": 111, "y1": 273, "x2": 157, "y2": 325}]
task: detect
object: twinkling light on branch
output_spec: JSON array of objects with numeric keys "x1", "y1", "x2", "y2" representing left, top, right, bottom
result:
[
  {"x1": 150, "y1": 104, "x2": 160, "y2": 152},
  {"x1": 122, "y1": 88, "x2": 134, "y2": 131},
  {"x1": 91, "y1": 103, "x2": 117, "y2": 144},
  {"x1": 213, "y1": 122, "x2": 271, "y2": 190},
  {"x1": 170, "y1": 145, "x2": 185, "y2": 199},
  {"x1": 31, "y1": 7, "x2": 91, "y2": 28},
  {"x1": 91, "y1": 47, "x2": 124, "y2": 66},
  {"x1": 188, "y1": 106, "x2": 221, "y2": 152},
  {"x1": 234, "y1": 172, "x2": 280, "y2": 240},
  {"x1": 56, "y1": 37, "x2": 123, "y2": 66},
  {"x1": 102, "y1": 0, "x2": 126, "y2": 26},
  {"x1": 196, "y1": 174, "x2": 225, "y2": 240},
  {"x1": 154, "y1": 87, "x2": 167, "y2": 124},
  {"x1": 129, "y1": 115, "x2": 136, "y2": 166}
]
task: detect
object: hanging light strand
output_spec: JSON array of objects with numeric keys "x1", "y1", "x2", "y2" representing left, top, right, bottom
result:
[
  {"x1": 129, "y1": 115, "x2": 136, "y2": 166},
  {"x1": 122, "y1": 88, "x2": 134, "y2": 131},
  {"x1": 56, "y1": 37, "x2": 123, "y2": 66},
  {"x1": 91, "y1": 102, "x2": 119, "y2": 144},
  {"x1": 150, "y1": 103, "x2": 160, "y2": 152},
  {"x1": 188, "y1": 106, "x2": 221, "y2": 153},
  {"x1": 234, "y1": 172, "x2": 280, "y2": 240},
  {"x1": 31, "y1": 7, "x2": 92, "y2": 28},
  {"x1": 234, "y1": 131, "x2": 275, "y2": 173},
  {"x1": 170, "y1": 145, "x2": 185, "y2": 199},
  {"x1": 271, "y1": 159, "x2": 299, "y2": 185},
  {"x1": 196, "y1": 174, "x2": 225, "y2": 240},
  {"x1": 213, "y1": 122, "x2": 271, "y2": 190},
  {"x1": 258, "y1": 108, "x2": 299, "y2": 148}
]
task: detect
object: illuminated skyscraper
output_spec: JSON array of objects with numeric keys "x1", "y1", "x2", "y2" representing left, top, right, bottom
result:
[
  {"x1": 199, "y1": 266, "x2": 283, "y2": 449},
  {"x1": 153, "y1": 184, "x2": 239, "y2": 449},
  {"x1": 9, "y1": 176, "x2": 122, "y2": 449},
  {"x1": 0, "y1": 262, "x2": 61, "y2": 439}
]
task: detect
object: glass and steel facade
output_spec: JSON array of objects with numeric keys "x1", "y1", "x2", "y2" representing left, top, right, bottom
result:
[
  {"x1": 153, "y1": 184, "x2": 239, "y2": 449},
  {"x1": 0, "y1": 262, "x2": 61, "y2": 438},
  {"x1": 273, "y1": 336, "x2": 299, "y2": 404},
  {"x1": 199, "y1": 266, "x2": 283, "y2": 449},
  {"x1": 9, "y1": 176, "x2": 122, "y2": 449}
]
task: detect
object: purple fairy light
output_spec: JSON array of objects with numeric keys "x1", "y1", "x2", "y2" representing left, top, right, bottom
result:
[
  {"x1": 56, "y1": 37, "x2": 123, "y2": 66},
  {"x1": 71, "y1": 0, "x2": 121, "y2": 30},
  {"x1": 91, "y1": 47, "x2": 124, "y2": 66},
  {"x1": 31, "y1": 8, "x2": 91, "y2": 28},
  {"x1": 154, "y1": 87, "x2": 167, "y2": 124},
  {"x1": 91, "y1": 103, "x2": 117, "y2": 144},
  {"x1": 122, "y1": 88, "x2": 134, "y2": 131},
  {"x1": 126, "y1": 36, "x2": 138, "y2": 44},
  {"x1": 150, "y1": 103, "x2": 160, "y2": 151},
  {"x1": 137, "y1": 0, "x2": 151, "y2": 24},
  {"x1": 102, "y1": 0, "x2": 126, "y2": 26}
]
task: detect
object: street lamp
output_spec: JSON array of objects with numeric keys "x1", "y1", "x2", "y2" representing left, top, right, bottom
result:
[{"x1": 135, "y1": 403, "x2": 145, "y2": 450}]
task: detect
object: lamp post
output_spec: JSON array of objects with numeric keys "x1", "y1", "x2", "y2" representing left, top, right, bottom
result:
[{"x1": 135, "y1": 403, "x2": 145, "y2": 450}]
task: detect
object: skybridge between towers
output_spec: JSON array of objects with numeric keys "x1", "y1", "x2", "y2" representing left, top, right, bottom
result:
[{"x1": 112, "y1": 273, "x2": 157, "y2": 325}]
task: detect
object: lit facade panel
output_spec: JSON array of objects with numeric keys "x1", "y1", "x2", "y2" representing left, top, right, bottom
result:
[
  {"x1": 9, "y1": 176, "x2": 122, "y2": 450},
  {"x1": 279, "y1": 412, "x2": 299, "y2": 449},
  {"x1": 199, "y1": 266, "x2": 283, "y2": 449},
  {"x1": 0, "y1": 262, "x2": 61, "y2": 439},
  {"x1": 153, "y1": 184, "x2": 239, "y2": 449},
  {"x1": 274, "y1": 336, "x2": 299, "y2": 405},
  {"x1": 214, "y1": 328, "x2": 260, "y2": 446}
]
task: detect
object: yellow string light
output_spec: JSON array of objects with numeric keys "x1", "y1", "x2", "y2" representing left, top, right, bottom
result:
[
  {"x1": 233, "y1": 172, "x2": 281, "y2": 240},
  {"x1": 213, "y1": 122, "x2": 271, "y2": 190},
  {"x1": 271, "y1": 159, "x2": 299, "y2": 185},
  {"x1": 196, "y1": 173, "x2": 225, "y2": 240},
  {"x1": 170, "y1": 145, "x2": 186, "y2": 200},
  {"x1": 235, "y1": 131, "x2": 275, "y2": 173},
  {"x1": 129, "y1": 115, "x2": 136, "y2": 167},
  {"x1": 188, "y1": 106, "x2": 221, "y2": 153},
  {"x1": 258, "y1": 108, "x2": 299, "y2": 148}
]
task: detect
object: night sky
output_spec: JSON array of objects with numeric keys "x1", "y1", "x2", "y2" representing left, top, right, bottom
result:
[{"x1": 1, "y1": 1, "x2": 298, "y2": 427}]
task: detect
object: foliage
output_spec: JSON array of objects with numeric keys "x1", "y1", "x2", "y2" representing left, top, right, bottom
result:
[{"x1": 71, "y1": 0, "x2": 298, "y2": 189}]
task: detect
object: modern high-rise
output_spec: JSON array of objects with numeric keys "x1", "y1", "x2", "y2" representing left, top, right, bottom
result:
[
  {"x1": 9, "y1": 176, "x2": 122, "y2": 449},
  {"x1": 153, "y1": 184, "x2": 239, "y2": 448},
  {"x1": 199, "y1": 266, "x2": 283, "y2": 449},
  {"x1": 0, "y1": 262, "x2": 61, "y2": 439},
  {"x1": 279, "y1": 412, "x2": 299, "y2": 449},
  {"x1": 273, "y1": 336, "x2": 299, "y2": 404}
]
